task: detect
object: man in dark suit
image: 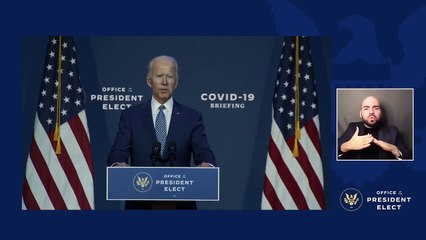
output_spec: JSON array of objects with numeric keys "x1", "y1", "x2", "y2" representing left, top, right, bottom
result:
[
  {"x1": 108, "y1": 55, "x2": 216, "y2": 209},
  {"x1": 338, "y1": 96, "x2": 411, "y2": 160}
]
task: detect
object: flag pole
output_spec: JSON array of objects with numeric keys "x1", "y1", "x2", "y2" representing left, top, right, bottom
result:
[
  {"x1": 293, "y1": 36, "x2": 300, "y2": 157},
  {"x1": 54, "y1": 36, "x2": 62, "y2": 154}
]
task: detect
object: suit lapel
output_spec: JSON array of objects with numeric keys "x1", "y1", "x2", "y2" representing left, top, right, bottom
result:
[
  {"x1": 140, "y1": 100, "x2": 157, "y2": 142},
  {"x1": 356, "y1": 122, "x2": 365, "y2": 136},
  {"x1": 167, "y1": 101, "x2": 183, "y2": 143},
  {"x1": 378, "y1": 127, "x2": 384, "y2": 140}
]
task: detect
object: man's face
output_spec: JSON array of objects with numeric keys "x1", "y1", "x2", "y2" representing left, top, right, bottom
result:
[
  {"x1": 360, "y1": 96, "x2": 382, "y2": 128},
  {"x1": 147, "y1": 58, "x2": 178, "y2": 104}
]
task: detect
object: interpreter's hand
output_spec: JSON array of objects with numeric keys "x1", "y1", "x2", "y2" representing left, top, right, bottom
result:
[
  {"x1": 197, "y1": 162, "x2": 214, "y2": 167},
  {"x1": 340, "y1": 127, "x2": 374, "y2": 153},
  {"x1": 372, "y1": 138, "x2": 401, "y2": 158},
  {"x1": 111, "y1": 162, "x2": 129, "y2": 167}
]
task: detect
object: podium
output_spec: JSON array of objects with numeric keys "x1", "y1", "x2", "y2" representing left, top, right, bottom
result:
[{"x1": 106, "y1": 167, "x2": 220, "y2": 202}]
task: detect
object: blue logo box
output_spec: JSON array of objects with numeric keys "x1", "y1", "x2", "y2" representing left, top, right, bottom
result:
[{"x1": 107, "y1": 167, "x2": 220, "y2": 201}]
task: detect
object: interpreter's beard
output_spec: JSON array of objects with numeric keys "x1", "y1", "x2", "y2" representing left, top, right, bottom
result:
[{"x1": 363, "y1": 114, "x2": 379, "y2": 128}]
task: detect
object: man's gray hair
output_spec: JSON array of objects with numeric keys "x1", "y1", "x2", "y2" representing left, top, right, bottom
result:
[{"x1": 147, "y1": 55, "x2": 179, "y2": 80}]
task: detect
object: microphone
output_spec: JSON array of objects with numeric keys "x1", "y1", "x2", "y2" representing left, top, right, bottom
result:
[
  {"x1": 150, "y1": 141, "x2": 161, "y2": 166},
  {"x1": 166, "y1": 141, "x2": 177, "y2": 166}
]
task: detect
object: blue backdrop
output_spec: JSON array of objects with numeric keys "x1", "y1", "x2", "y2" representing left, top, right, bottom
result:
[{"x1": 4, "y1": 0, "x2": 426, "y2": 239}]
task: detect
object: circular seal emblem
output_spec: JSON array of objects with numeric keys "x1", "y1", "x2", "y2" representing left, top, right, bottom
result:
[
  {"x1": 340, "y1": 188, "x2": 363, "y2": 211},
  {"x1": 133, "y1": 172, "x2": 153, "y2": 193}
]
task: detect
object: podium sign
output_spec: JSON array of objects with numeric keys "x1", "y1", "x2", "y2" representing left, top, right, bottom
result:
[{"x1": 107, "y1": 167, "x2": 220, "y2": 201}]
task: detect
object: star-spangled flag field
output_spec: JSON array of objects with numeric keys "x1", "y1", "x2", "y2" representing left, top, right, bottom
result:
[
  {"x1": 22, "y1": 36, "x2": 94, "y2": 210},
  {"x1": 262, "y1": 36, "x2": 325, "y2": 210}
]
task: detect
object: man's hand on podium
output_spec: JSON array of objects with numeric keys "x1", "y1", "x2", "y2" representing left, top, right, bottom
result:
[
  {"x1": 111, "y1": 162, "x2": 129, "y2": 167},
  {"x1": 197, "y1": 162, "x2": 215, "y2": 167}
]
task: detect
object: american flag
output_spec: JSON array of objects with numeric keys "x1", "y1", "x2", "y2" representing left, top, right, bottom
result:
[
  {"x1": 22, "y1": 36, "x2": 94, "y2": 210},
  {"x1": 261, "y1": 36, "x2": 325, "y2": 210}
]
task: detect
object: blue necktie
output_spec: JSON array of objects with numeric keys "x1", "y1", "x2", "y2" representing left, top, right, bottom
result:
[{"x1": 155, "y1": 105, "x2": 167, "y2": 157}]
